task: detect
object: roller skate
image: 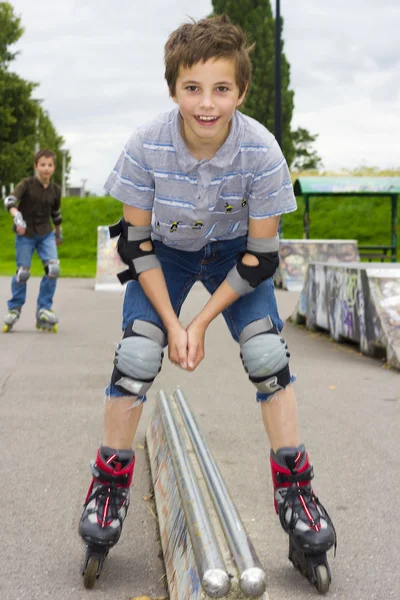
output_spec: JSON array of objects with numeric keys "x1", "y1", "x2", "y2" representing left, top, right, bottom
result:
[
  {"x1": 3, "y1": 308, "x2": 21, "y2": 332},
  {"x1": 36, "y1": 308, "x2": 58, "y2": 332},
  {"x1": 79, "y1": 446, "x2": 135, "y2": 588},
  {"x1": 270, "y1": 445, "x2": 337, "y2": 594}
]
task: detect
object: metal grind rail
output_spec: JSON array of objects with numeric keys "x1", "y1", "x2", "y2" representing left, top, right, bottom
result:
[
  {"x1": 157, "y1": 390, "x2": 231, "y2": 598},
  {"x1": 173, "y1": 388, "x2": 267, "y2": 597}
]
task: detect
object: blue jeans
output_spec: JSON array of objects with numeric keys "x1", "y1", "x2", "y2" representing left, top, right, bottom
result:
[
  {"x1": 8, "y1": 232, "x2": 59, "y2": 311},
  {"x1": 106, "y1": 236, "x2": 286, "y2": 402}
]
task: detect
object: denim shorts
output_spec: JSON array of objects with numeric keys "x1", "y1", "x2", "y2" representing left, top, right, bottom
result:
[{"x1": 106, "y1": 236, "x2": 287, "y2": 402}]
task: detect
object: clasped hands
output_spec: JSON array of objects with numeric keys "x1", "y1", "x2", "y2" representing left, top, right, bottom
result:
[{"x1": 167, "y1": 318, "x2": 207, "y2": 372}]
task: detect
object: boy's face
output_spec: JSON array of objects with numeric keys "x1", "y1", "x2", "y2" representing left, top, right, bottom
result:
[
  {"x1": 35, "y1": 156, "x2": 55, "y2": 181},
  {"x1": 172, "y1": 58, "x2": 247, "y2": 153}
]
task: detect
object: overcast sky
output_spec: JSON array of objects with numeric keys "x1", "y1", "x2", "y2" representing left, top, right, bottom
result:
[{"x1": 8, "y1": 0, "x2": 400, "y2": 194}]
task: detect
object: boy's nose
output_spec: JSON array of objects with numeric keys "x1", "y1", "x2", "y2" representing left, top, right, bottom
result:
[{"x1": 199, "y1": 94, "x2": 215, "y2": 109}]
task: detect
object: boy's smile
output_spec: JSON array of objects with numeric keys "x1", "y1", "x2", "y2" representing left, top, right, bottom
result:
[{"x1": 172, "y1": 58, "x2": 247, "y2": 159}]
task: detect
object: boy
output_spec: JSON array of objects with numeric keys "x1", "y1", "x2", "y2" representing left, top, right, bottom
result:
[
  {"x1": 3, "y1": 149, "x2": 62, "y2": 332},
  {"x1": 79, "y1": 15, "x2": 336, "y2": 592}
]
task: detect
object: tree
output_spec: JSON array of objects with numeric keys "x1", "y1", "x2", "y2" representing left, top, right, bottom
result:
[
  {"x1": 291, "y1": 127, "x2": 322, "y2": 171},
  {"x1": 211, "y1": 0, "x2": 294, "y2": 164},
  {"x1": 0, "y1": 1, "x2": 23, "y2": 66},
  {"x1": 0, "y1": 2, "x2": 70, "y2": 192}
]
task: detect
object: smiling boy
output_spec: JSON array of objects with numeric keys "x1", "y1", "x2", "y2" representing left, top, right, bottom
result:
[{"x1": 78, "y1": 15, "x2": 336, "y2": 591}]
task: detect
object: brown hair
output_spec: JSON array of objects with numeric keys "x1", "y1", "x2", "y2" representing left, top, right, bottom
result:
[
  {"x1": 34, "y1": 149, "x2": 57, "y2": 166},
  {"x1": 164, "y1": 14, "x2": 254, "y2": 97}
]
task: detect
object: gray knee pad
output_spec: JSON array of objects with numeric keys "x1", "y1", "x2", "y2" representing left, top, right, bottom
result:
[
  {"x1": 240, "y1": 316, "x2": 291, "y2": 395},
  {"x1": 111, "y1": 320, "x2": 165, "y2": 396},
  {"x1": 16, "y1": 267, "x2": 30, "y2": 283},
  {"x1": 44, "y1": 260, "x2": 60, "y2": 278}
]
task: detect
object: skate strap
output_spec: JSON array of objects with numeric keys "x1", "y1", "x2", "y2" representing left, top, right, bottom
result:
[
  {"x1": 276, "y1": 464, "x2": 314, "y2": 485},
  {"x1": 92, "y1": 469, "x2": 130, "y2": 487}
]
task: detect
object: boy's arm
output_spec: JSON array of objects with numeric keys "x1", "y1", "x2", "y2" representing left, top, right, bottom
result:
[
  {"x1": 194, "y1": 215, "x2": 280, "y2": 327},
  {"x1": 4, "y1": 180, "x2": 27, "y2": 234},
  {"x1": 122, "y1": 205, "x2": 188, "y2": 367},
  {"x1": 186, "y1": 216, "x2": 280, "y2": 369}
]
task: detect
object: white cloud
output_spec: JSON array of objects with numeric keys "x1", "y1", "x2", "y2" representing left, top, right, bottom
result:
[{"x1": 8, "y1": 0, "x2": 400, "y2": 193}]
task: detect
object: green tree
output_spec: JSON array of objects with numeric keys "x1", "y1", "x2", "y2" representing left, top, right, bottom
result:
[
  {"x1": 0, "y1": 2, "x2": 70, "y2": 192},
  {"x1": 291, "y1": 127, "x2": 322, "y2": 171},
  {"x1": 211, "y1": 0, "x2": 294, "y2": 164},
  {"x1": 0, "y1": 1, "x2": 23, "y2": 66}
]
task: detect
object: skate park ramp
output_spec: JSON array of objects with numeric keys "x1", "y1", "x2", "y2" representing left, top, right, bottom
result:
[
  {"x1": 94, "y1": 226, "x2": 126, "y2": 291},
  {"x1": 292, "y1": 261, "x2": 400, "y2": 369},
  {"x1": 275, "y1": 239, "x2": 360, "y2": 291}
]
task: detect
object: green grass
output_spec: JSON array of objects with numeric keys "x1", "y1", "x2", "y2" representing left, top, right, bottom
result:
[
  {"x1": 0, "y1": 191, "x2": 399, "y2": 278},
  {"x1": 0, "y1": 197, "x2": 122, "y2": 277}
]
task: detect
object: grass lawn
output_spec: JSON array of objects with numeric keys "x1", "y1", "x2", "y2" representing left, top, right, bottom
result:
[{"x1": 0, "y1": 191, "x2": 399, "y2": 278}]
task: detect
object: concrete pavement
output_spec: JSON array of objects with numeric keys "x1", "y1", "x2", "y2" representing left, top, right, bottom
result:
[{"x1": 1, "y1": 276, "x2": 399, "y2": 600}]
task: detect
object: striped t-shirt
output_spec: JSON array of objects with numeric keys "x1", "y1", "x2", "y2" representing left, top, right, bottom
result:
[{"x1": 104, "y1": 107, "x2": 297, "y2": 251}]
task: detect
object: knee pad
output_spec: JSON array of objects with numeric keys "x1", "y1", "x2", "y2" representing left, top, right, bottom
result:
[
  {"x1": 44, "y1": 260, "x2": 60, "y2": 278},
  {"x1": 240, "y1": 316, "x2": 291, "y2": 395},
  {"x1": 111, "y1": 320, "x2": 165, "y2": 396},
  {"x1": 16, "y1": 266, "x2": 30, "y2": 283}
]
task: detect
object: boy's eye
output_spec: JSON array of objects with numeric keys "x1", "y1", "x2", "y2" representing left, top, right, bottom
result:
[
  {"x1": 216, "y1": 86, "x2": 229, "y2": 93},
  {"x1": 186, "y1": 86, "x2": 198, "y2": 92}
]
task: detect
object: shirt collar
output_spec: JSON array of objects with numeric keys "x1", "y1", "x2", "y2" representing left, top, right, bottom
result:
[{"x1": 170, "y1": 108, "x2": 244, "y2": 172}]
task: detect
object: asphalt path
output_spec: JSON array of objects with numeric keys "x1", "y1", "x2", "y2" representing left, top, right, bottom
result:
[{"x1": 1, "y1": 276, "x2": 399, "y2": 600}]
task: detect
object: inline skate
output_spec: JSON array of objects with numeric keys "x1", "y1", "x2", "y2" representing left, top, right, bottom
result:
[
  {"x1": 3, "y1": 308, "x2": 21, "y2": 332},
  {"x1": 36, "y1": 308, "x2": 58, "y2": 332},
  {"x1": 270, "y1": 445, "x2": 337, "y2": 594},
  {"x1": 79, "y1": 446, "x2": 135, "y2": 588}
]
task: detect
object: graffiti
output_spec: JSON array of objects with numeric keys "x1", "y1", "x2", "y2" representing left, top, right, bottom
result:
[
  {"x1": 294, "y1": 263, "x2": 400, "y2": 370},
  {"x1": 276, "y1": 240, "x2": 359, "y2": 291}
]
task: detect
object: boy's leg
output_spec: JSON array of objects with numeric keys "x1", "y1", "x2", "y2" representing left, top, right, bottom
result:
[
  {"x1": 104, "y1": 242, "x2": 199, "y2": 447},
  {"x1": 7, "y1": 235, "x2": 36, "y2": 311},
  {"x1": 79, "y1": 243, "x2": 198, "y2": 550},
  {"x1": 36, "y1": 231, "x2": 59, "y2": 310},
  {"x1": 203, "y1": 243, "x2": 336, "y2": 574}
]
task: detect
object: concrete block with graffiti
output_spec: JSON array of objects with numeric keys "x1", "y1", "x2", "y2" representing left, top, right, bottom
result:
[
  {"x1": 275, "y1": 240, "x2": 360, "y2": 291},
  {"x1": 293, "y1": 262, "x2": 400, "y2": 370}
]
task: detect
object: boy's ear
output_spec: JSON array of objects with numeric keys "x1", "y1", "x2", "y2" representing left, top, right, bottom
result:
[{"x1": 237, "y1": 82, "x2": 249, "y2": 107}]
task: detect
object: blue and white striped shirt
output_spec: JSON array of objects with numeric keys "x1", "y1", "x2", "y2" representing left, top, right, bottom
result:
[{"x1": 104, "y1": 107, "x2": 297, "y2": 251}]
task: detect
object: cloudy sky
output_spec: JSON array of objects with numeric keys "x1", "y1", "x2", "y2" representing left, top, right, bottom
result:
[{"x1": 9, "y1": 0, "x2": 400, "y2": 193}]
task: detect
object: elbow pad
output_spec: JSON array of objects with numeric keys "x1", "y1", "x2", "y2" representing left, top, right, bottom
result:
[
  {"x1": 4, "y1": 195, "x2": 18, "y2": 211},
  {"x1": 52, "y1": 209, "x2": 62, "y2": 225},
  {"x1": 226, "y1": 235, "x2": 280, "y2": 296},
  {"x1": 109, "y1": 218, "x2": 161, "y2": 284}
]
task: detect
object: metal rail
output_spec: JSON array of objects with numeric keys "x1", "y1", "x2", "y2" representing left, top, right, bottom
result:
[
  {"x1": 173, "y1": 388, "x2": 267, "y2": 597},
  {"x1": 157, "y1": 391, "x2": 231, "y2": 598}
]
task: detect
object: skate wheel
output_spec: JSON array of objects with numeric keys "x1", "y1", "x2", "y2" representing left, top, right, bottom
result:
[
  {"x1": 52, "y1": 324, "x2": 58, "y2": 333},
  {"x1": 83, "y1": 555, "x2": 100, "y2": 589},
  {"x1": 315, "y1": 564, "x2": 330, "y2": 594},
  {"x1": 3, "y1": 325, "x2": 10, "y2": 333}
]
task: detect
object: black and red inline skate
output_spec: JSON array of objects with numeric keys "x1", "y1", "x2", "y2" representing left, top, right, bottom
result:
[
  {"x1": 270, "y1": 445, "x2": 337, "y2": 594},
  {"x1": 79, "y1": 446, "x2": 135, "y2": 588}
]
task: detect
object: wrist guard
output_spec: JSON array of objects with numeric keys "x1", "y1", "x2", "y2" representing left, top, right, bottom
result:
[
  {"x1": 226, "y1": 235, "x2": 280, "y2": 296},
  {"x1": 13, "y1": 211, "x2": 27, "y2": 229},
  {"x1": 109, "y1": 218, "x2": 161, "y2": 284}
]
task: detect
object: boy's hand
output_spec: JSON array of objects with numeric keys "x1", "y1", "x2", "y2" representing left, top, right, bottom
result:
[
  {"x1": 167, "y1": 322, "x2": 188, "y2": 369},
  {"x1": 186, "y1": 318, "x2": 207, "y2": 371},
  {"x1": 13, "y1": 211, "x2": 26, "y2": 235}
]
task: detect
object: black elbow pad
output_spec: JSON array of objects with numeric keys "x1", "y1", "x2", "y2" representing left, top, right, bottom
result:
[{"x1": 236, "y1": 250, "x2": 280, "y2": 288}]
